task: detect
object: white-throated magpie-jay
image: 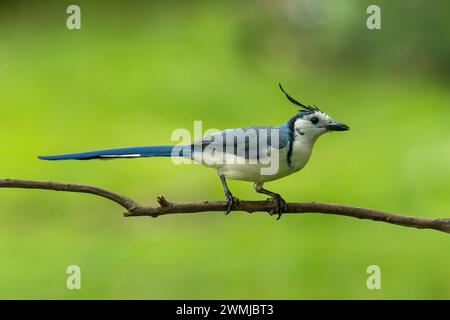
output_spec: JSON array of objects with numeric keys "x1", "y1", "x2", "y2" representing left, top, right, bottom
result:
[{"x1": 39, "y1": 84, "x2": 349, "y2": 219}]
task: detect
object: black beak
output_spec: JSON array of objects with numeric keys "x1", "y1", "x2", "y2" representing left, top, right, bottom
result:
[{"x1": 325, "y1": 120, "x2": 350, "y2": 131}]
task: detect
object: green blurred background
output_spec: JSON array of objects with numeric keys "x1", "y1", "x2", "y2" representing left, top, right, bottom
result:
[{"x1": 0, "y1": 0, "x2": 449, "y2": 299}]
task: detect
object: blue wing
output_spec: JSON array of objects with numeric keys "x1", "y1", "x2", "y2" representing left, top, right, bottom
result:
[{"x1": 197, "y1": 125, "x2": 290, "y2": 159}]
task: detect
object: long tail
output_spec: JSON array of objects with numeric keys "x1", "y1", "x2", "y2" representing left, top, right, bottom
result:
[{"x1": 38, "y1": 146, "x2": 179, "y2": 160}]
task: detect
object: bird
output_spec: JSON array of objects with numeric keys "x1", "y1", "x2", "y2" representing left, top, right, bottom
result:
[{"x1": 39, "y1": 84, "x2": 349, "y2": 219}]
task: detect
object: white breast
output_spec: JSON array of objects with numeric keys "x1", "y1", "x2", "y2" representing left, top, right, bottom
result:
[
  {"x1": 208, "y1": 135, "x2": 314, "y2": 183},
  {"x1": 289, "y1": 137, "x2": 314, "y2": 173}
]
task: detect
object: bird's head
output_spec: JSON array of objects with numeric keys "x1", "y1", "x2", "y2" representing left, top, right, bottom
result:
[{"x1": 279, "y1": 84, "x2": 349, "y2": 140}]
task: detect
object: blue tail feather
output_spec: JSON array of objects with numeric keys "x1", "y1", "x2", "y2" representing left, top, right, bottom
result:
[{"x1": 38, "y1": 146, "x2": 177, "y2": 160}]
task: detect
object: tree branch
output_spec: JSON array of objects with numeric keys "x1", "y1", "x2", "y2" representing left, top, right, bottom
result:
[{"x1": 1, "y1": 178, "x2": 449, "y2": 234}]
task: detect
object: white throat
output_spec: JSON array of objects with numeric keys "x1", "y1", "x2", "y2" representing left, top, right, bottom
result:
[{"x1": 289, "y1": 129, "x2": 321, "y2": 172}]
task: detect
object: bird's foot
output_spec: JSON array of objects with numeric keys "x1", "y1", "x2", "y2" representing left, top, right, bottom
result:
[
  {"x1": 268, "y1": 194, "x2": 288, "y2": 220},
  {"x1": 225, "y1": 193, "x2": 239, "y2": 215}
]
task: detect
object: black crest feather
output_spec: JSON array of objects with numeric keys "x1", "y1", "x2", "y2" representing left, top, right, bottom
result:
[{"x1": 278, "y1": 83, "x2": 320, "y2": 113}]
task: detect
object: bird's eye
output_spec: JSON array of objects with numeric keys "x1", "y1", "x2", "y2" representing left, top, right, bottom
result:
[{"x1": 310, "y1": 117, "x2": 319, "y2": 124}]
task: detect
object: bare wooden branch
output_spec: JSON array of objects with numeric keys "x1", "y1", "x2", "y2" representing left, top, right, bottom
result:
[{"x1": 0, "y1": 178, "x2": 449, "y2": 234}]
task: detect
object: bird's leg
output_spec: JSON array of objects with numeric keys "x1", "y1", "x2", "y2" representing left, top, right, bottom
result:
[
  {"x1": 253, "y1": 182, "x2": 287, "y2": 220},
  {"x1": 220, "y1": 175, "x2": 239, "y2": 214}
]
